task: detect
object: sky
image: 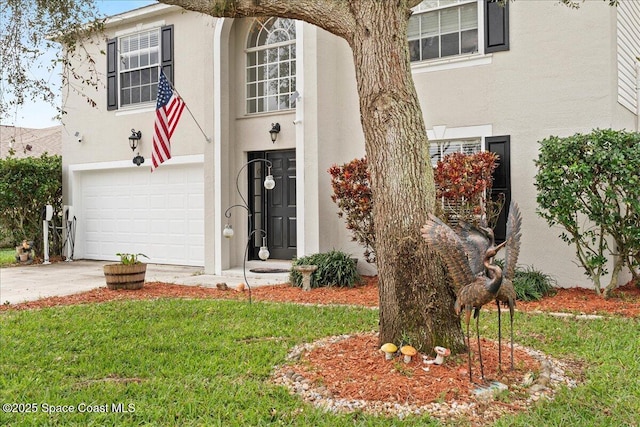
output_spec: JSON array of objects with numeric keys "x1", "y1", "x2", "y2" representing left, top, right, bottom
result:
[{"x1": 5, "y1": 0, "x2": 157, "y2": 129}]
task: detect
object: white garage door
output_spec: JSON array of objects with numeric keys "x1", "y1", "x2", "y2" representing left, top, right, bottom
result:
[{"x1": 76, "y1": 163, "x2": 204, "y2": 266}]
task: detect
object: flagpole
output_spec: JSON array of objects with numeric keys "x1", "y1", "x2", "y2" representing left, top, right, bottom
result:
[{"x1": 165, "y1": 78, "x2": 212, "y2": 143}]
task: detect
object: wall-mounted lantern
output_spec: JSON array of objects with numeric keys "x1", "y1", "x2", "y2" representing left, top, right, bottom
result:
[
  {"x1": 269, "y1": 123, "x2": 280, "y2": 143},
  {"x1": 128, "y1": 129, "x2": 142, "y2": 151}
]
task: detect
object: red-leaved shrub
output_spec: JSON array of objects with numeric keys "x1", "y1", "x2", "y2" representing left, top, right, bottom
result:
[{"x1": 329, "y1": 152, "x2": 501, "y2": 264}]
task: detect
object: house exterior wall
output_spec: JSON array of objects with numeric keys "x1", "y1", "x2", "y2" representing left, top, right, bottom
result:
[
  {"x1": 221, "y1": 18, "x2": 374, "y2": 273},
  {"x1": 62, "y1": 5, "x2": 215, "y2": 169},
  {"x1": 61, "y1": 1, "x2": 638, "y2": 287},
  {"x1": 307, "y1": 1, "x2": 637, "y2": 286},
  {"x1": 412, "y1": 1, "x2": 636, "y2": 287},
  {"x1": 314, "y1": 27, "x2": 374, "y2": 271},
  {"x1": 61, "y1": 5, "x2": 216, "y2": 264}
]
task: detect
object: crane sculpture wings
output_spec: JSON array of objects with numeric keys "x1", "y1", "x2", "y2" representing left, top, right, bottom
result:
[
  {"x1": 420, "y1": 200, "x2": 522, "y2": 382},
  {"x1": 495, "y1": 202, "x2": 522, "y2": 371}
]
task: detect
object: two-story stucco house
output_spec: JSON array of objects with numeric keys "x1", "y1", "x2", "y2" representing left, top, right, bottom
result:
[{"x1": 61, "y1": 0, "x2": 639, "y2": 287}]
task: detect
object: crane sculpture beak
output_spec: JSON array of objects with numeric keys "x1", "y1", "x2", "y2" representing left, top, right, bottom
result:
[{"x1": 485, "y1": 240, "x2": 507, "y2": 259}]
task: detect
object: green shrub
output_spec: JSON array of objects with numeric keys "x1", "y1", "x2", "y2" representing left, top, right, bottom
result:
[
  {"x1": 0, "y1": 154, "x2": 62, "y2": 256},
  {"x1": 494, "y1": 260, "x2": 557, "y2": 302},
  {"x1": 535, "y1": 129, "x2": 640, "y2": 296},
  {"x1": 290, "y1": 250, "x2": 360, "y2": 288},
  {"x1": 513, "y1": 265, "x2": 557, "y2": 301}
]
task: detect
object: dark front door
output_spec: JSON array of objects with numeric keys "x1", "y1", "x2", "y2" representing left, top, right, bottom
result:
[
  {"x1": 248, "y1": 150, "x2": 297, "y2": 260},
  {"x1": 487, "y1": 135, "x2": 511, "y2": 243}
]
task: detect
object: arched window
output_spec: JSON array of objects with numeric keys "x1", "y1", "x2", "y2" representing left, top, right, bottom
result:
[{"x1": 246, "y1": 18, "x2": 296, "y2": 114}]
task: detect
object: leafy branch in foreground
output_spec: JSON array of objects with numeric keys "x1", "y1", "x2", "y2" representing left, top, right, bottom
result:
[{"x1": 0, "y1": 0, "x2": 105, "y2": 122}]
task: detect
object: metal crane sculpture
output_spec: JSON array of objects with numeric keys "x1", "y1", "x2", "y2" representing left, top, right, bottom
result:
[
  {"x1": 421, "y1": 215, "x2": 506, "y2": 383},
  {"x1": 494, "y1": 201, "x2": 522, "y2": 371},
  {"x1": 452, "y1": 201, "x2": 523, "y2": 372}
]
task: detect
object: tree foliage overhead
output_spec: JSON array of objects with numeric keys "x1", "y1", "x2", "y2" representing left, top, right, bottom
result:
[
  {"x1": 535, "y1": 129, "x2": 640, "y2": 297},
  {"x1": 0, "y1": 0, "x2": 103, "y2": 122}
]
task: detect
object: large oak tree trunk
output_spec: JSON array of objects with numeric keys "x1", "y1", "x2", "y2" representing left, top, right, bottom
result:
[
  {"x1": 347, "y1": 2, "x2": 464, "y2": 351},
  {"x1": 162, "y1": 0, "x2": 466, "y2": 352}
]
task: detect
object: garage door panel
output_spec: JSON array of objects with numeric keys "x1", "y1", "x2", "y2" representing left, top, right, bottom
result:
[
  {"x1": 78, "y1": 164, "x2": 204, "y2": 266},
  {"x1": 149, "y1": 195, "x2": 166, "y2": 209},
  {"x1": 168, "y1": 194, "x2": 185, "y2": 207}
]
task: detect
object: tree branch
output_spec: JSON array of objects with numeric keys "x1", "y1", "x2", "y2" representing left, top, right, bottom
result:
[{"x1": 158, "y1": 0, "x2": 355, "y2": 41}]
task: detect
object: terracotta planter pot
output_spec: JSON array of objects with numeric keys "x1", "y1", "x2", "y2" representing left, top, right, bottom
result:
[{"x1": 103, "y1": 263, "x2": 147, "y2": 290}]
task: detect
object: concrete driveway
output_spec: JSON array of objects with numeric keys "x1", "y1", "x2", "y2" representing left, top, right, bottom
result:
[{"x1": 0, "y1": 260, "x2": 291, "y2": 305}]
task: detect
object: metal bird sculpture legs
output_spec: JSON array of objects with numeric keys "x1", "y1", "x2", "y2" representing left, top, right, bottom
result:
[
  {"x1": 421, "y1": 214, "x2": 506, "y2": 383},
  {"x1": 457, "y1": 241, "x2": 506, "y2": 382},
  {"x1": 496, "y1": 283, "x2": 515, "y2": 372}
]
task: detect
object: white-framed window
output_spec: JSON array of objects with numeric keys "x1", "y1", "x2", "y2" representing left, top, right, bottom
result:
[
  {"x1": 429, "y1": 138, "x2": 482, "y2": 166},
  {"x1": 246, "y1": 18, "x2": 297, "y2": 114},
  {"x1": 119, "y1": 29, "x2": 160, "y2": 107},
  {"x1": 409, "y1": 0, "x2": 479, "y2": 62}
]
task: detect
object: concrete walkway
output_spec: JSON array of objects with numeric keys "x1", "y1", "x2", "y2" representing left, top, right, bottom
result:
[{"x1": 0, "y1": 260, "x2": 291, "y2": 305}]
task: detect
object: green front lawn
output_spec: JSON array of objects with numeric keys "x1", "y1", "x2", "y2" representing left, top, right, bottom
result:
[
  {"x1": 0, "y1": 247, "x2": 17, "y2": 267},
  {"x1": 1, "y1": 298, "x2": 638, "y2": 426}
]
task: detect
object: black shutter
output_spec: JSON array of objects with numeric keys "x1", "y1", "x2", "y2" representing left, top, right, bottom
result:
[
  {"x1": 161, "y1": 25, "x2": 174, "y2": 84},
  {"x1": 106, "y1": 38, "x2": 118, "y2": 110},
  {"x1": 485, "y1": 0, "x2": 509, "y2": 53},
  {"x1": 487, "y1": 135, "x2": 511, "y2": 243}
]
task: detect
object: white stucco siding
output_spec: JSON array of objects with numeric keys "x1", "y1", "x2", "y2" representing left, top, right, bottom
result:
[
  {"x1": 314, "y1": 28, "x2": 372, "y2": 269},
  {"x1": 61, "y1": 2, "x2": 636, "y2": 283},
  {"x1": 61, "y1": 6, "x2": 214, "y2": 267},
  {"x1": 62, "y1": 7, "x2": 215, "y2": 168},
  {"x1": 409, "y1": 1, "x2": 631, "y2": 287}
]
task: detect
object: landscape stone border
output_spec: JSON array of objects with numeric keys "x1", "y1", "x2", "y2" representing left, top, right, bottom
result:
[{"x1": 272, "y1": 332, "x2": 582, "y2": 423}]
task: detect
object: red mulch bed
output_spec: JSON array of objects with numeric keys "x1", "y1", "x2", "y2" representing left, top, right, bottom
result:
[
  {"x1": 2, "y1": 276, "x2": 638, "y2": 424},
  {"x1": 3, "y1": 275, "x2": 637, "y2": 317},
  {"x1": 288, "y1": 332, "x2": 541, "y2": 402}
]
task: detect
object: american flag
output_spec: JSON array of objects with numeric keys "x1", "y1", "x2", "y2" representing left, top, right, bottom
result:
[{"x1": 151, "y1": 70, "x2": 185, "y2": 171}]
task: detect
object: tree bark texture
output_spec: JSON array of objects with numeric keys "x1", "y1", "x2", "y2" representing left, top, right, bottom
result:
[
  {"x1": 345, "y1": 1, "x2": 464, "y2": 352},
  {"x1": 162, "y1": 0, "x2": 466, "y2": 352}
]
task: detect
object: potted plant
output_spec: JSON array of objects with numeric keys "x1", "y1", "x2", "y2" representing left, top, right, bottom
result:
[{"x1": 103, "y1": 253, "x2": 149, "y2": 290}]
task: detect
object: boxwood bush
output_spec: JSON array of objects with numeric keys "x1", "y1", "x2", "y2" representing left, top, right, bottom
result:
[{"x1": 290, "y1": 250, "x2": 360, "y2": 288}]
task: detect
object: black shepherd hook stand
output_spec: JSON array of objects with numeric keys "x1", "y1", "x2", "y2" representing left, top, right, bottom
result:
[{"x1": 223, "y1": 158, "x2": 275, "y2": 304}]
